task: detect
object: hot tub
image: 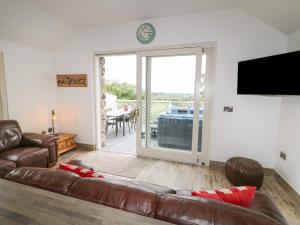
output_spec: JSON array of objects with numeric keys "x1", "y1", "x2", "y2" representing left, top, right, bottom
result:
[{"x1": 157, "y1": 109, "x2": 203, "y2": 151}]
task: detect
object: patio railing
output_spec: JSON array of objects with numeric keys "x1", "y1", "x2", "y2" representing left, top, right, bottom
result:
[{"x1": 117, "y1": 99, "x2": 196, "y2": 124}]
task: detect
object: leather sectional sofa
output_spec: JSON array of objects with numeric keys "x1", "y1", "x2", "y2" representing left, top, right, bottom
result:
[
  {"x1": 0, "y1": 120, "x2": 58, "y2": 176},
  {"x1": 0, "y1": 164, "x2": 288, "y2": 225}
]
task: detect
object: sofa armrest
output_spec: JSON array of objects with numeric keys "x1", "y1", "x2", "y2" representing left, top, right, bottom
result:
[
  {"x1": 21, "y1": 133, "x2": 59, "y2": 167},
  {"x1": 21, "y1": 133, "x2": 58, "y2": 148}
]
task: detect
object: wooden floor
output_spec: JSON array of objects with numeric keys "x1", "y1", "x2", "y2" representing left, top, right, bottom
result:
[{"x1": 62, "y1": 149, "x2": 300, "y2": 225}]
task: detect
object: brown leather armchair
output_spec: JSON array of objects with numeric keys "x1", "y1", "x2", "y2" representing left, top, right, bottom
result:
[{"x1": 0, "y1": 120, "x2": 58, "y2": 170}]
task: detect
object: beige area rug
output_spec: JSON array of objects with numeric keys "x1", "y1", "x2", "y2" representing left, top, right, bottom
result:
[{"x1": 61, "y1": 150, "x2": 149, "y2": 179}]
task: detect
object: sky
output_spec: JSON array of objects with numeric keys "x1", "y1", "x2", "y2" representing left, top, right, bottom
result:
[{"x1": 105, "y1": 54, "x2": 206, "y2": 94}]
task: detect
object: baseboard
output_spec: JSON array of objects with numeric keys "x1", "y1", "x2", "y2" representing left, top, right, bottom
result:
[
  {"x1": 210, "y1": 160, "x2": 300, "y2": 208},
  {"x1": 209, "y1": 160, "x2": 226, "y2": 169},
  {"x1": 76, "y1": 143, "x2": 96, "y2": 151},
  {"x1": 274, "y1": 172, "x2": 300, "y2": 209}
]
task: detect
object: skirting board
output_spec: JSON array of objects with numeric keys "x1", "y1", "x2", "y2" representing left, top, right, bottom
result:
[
  {"x1": 210, "y1": 160, "x2": 300, "y2": 209},
  {"x1": 76, "y1": 143, "x2": 96, "y2": 151}
]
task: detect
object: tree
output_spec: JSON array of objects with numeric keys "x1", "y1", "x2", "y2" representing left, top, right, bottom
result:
[{"x1": 105, "y1": 80, "x2": 136, "y2": 100}]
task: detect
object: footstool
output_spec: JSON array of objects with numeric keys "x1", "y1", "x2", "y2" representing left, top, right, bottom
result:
[{"x1": 225, "y1": 157, "x2": 264, "y2": 189}]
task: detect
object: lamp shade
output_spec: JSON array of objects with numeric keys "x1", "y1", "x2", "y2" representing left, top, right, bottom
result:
[{"x1": 51, "y1": 110, "x2": 57, "y2": 121}]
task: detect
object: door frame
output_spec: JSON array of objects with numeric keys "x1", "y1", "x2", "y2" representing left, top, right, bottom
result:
[
  {"x1": 93, "y1": 42, "x2": 216, "y2": 165},
  {"x1": 0, "y1": 52, "x2": 9, "y2": 120},
  {"x1": 136, "y1": 47, "x2": 213, "y2": 165}
]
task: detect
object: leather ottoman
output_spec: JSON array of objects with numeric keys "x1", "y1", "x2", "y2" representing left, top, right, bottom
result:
[
  {"x1": 0, "y1": 159, "x2": 16, "y2": 178},
  {"x1": 225, "y1": 157, "x2": 264, "y2": 189}
]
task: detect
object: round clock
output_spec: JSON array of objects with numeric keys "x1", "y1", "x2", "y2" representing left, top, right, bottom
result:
[{"x1": 136, "y1": 23, "x2": 155, "y2": 44}]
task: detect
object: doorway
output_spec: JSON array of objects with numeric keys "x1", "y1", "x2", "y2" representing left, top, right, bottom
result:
[
  {"x1": 96, "y1": 45, "x2": 214, "y2": 164},
  {"x1": 99, "y1": 54, "x2": 137, "y2": 155}
]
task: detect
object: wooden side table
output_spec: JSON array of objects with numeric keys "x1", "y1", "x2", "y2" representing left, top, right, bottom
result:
[{"x1": 57, "y1": 133, "x2": 77, "y2": 155}]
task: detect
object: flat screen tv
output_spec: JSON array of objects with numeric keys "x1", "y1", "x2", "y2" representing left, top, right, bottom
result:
[{"x1": 237, "y1": 51, "x2": 300, "y2": 95}]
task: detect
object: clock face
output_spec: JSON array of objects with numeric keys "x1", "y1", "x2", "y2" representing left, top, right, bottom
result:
[{"x1": 136, "y1": 23, "x2": 155, "y2": 44}]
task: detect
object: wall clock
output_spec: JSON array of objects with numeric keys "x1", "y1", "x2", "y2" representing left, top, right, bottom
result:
[{"x1": 136, "y1": 23, "x2": 155, "y2": 44}]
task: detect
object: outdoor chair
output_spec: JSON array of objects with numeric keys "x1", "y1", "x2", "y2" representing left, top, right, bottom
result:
[{"x1": 116, "y1": 109, "x2": 136, "y2": 133}]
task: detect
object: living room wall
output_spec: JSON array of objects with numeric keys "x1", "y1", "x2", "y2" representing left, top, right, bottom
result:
[
  {"x1": 53, "y1": 9, "x2": 287, "y2": 167},
  {"x1": 275, "y1": 30, "x2": 300, "y2": 194},
  {"x1": 0, "y1": 39, "x2": 55, "y2": 132}
]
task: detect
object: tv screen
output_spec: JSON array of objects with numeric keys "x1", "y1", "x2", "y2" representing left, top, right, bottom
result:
[{"x1": 237, "y1": 51, "x2": 300, "y2": 95}]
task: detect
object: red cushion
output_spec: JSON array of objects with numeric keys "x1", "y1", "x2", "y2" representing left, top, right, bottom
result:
[
  {"x1": 59, "y1": 163, "x2": 104, "y2": 178},
  {"x1": 192, "y1": 190, "x2": 223, "y2": 201},
  {"x1": 216, "y1": 186, "x2": 256, "y2": 208}
]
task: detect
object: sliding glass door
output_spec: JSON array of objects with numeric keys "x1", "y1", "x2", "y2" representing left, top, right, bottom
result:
[{"x1": 136, "y1": 47, "x2": 211, "y2": 164}]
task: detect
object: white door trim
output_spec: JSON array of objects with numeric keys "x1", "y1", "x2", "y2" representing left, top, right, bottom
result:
[
  {"x1": 93, "y1": 43, "x2": 216, "y2": 163},
  {"x1": 0, "y1": 52, "x2": 9, "y2": 120},
  {"x1": 136, "y1": 46, "x2": 212, "y2": 164}
]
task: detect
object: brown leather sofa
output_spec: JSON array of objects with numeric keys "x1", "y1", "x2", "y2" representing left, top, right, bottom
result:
[
  {"x1": 1, "y1": 166, "x2": 288, "y2": 225},
  {"x1": 0, "y1": 120, "x2": 58, "y2": 174}
]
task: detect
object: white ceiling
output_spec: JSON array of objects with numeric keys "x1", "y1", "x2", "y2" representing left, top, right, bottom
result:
[
  {"x1": 27, "y1": 0, "x2": 237, "y2": 28},
  {"x1": 27, "y1": 0, "x2": 300, "y2": 35},
  {"x1": 0, "y1": 0, "x2": 73, "y2": 50},
  {"x1": 1, "y1": 0, "x2": 300, "y2": 50}
]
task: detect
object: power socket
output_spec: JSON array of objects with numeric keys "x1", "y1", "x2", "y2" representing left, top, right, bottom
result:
[
  {"x1": 280, "y1": 151, "x2": 287, "y2": 160},
  {"x1": 223, "y1": 106, "x2": 233, "y2": 112}
]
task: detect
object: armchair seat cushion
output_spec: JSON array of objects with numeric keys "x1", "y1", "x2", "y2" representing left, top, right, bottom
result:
[
  {"x1": 0, "y1": 147, "x2": 48, "y2": 167},
  {"x1": 0, "y1": 159, "x2": 16, "y2": 178}
]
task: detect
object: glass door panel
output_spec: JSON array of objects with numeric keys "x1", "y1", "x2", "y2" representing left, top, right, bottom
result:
[
  {"x1": 136, "y1": 47, "x2": 209, "y2": 164},
  {"x1": 145, "y1": 55, "x2": 197, "y2": 152}
]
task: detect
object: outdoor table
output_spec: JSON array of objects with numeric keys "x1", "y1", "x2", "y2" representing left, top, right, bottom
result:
[{"x1": 107, "y1": 109, "x2": 130, "y2": 136}]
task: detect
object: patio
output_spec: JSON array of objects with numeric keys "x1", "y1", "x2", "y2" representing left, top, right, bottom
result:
[
  {"x1": 103, "y1": 123, "x2": 136, "y2": 155},
  {"x1": 103, "y1": 99, "x2": 202, "y2": 155}
]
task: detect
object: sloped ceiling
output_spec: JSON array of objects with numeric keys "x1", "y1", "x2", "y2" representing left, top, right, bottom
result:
[
  {"x1": 1, "y1": 0, "x2": 300, "y2": 50},
  {"x1": 0, "y1": 0, "x2": 73, "y2": 50}
]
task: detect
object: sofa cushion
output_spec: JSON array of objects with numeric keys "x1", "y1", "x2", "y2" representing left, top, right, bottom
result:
[
  {"x1": 0, "y1": 120, "x2": 22, "y2": 152},
  {"x1": 216, "y1": 186, "x2": 256, "y2": 208},
  {"x1": 5, "y1": 167, "x2": 80, "y2": 195},
  {"x1": 0, "y1": 147, "x2": 48, "y2": 167},
  {"x1": 192, "y1": 189, "x2": 223, "y2": 201},
  {"x1": 155, "y1": 194, "x2": 286, "y2": 225},
  {"x1": 0, "y1": 159, "x2": 16, "y2": 178},
  {"x1": 59, "y1": 163, "x2": 104, "y2": 178},
  {"x1": 250, "y1": 192, "x2": 288, "y2": 225},
  {"x1": 65, "y1": 159, "x2": 94, "y2": 171},
  {"x1": 131, "y1": 180, "x2": 176, "y2": 194},
  {"x1": 69, "y1": 177, "x2": 158, "y2": 217}
]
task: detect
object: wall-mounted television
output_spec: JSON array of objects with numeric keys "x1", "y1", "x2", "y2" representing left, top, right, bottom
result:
[{"x1": 237, "y1": 51, "x2": 300, "y2": 95}]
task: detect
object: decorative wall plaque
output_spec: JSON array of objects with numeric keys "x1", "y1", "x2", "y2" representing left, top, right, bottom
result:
[{"x1": 56, "y1": 74, "x2": 87, "y2": 87}]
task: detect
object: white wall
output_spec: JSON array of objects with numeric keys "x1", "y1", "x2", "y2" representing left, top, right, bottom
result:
[
  {"x1": 287, "y1": 30, "x2": 300, "y2": 51},
  {"x1": 275, "y1": 30, "x2": 300, "y2": 194},
  {"x1": 0, "y1": 39, "x2": 55, "y2": 132},
  {"x1": 54, "y1": 9, "x2": 287, "y2": 167}
]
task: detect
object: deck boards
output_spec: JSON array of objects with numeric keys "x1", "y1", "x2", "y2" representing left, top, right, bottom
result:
[{"x1": 103, "y1": 126, "x2": 136, "y2": 155}]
